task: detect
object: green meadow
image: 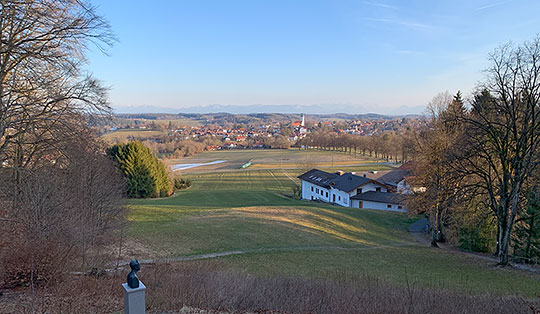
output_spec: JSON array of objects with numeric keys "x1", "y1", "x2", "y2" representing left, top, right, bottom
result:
[
  {"x1": 128, "y1": 150, "x2": 540, "y2": 298},
  {"x1": 165, "y1": 148, "x2": 390, "y2": 174}
]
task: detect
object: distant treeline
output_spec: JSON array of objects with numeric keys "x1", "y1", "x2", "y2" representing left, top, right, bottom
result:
[{"x1": 296, "y1": 131, "x2": 415, "y2": 163}]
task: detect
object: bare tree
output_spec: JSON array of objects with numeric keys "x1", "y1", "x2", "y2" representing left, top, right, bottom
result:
[
  {"x1": 451, "y1": 37, "x2": 540, "y2": 265},
  {"x1": 0, "y1": 0, "x2": 115, "y2": 168},
  {"x1": 407, "y1": 92, "x2": 464, "y2": 246},
  {"x1": 0, "y1": 0, "x2": 124, "y2": 289},
  {"x1": 0, "y1": 126, "x2": 125, "y2": 286}
]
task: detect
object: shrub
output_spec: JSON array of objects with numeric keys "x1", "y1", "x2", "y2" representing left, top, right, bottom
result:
[
  {"x1": 292, "y1": 185, "x2": 301, "y2": 198},
  {"x1": 174, "y1": 178, "x2": 192, "y2": 190}
]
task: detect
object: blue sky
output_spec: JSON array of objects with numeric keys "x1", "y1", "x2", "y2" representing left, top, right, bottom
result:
[{"x1": 87, "y1": 0, "x2": 540, "y2": 115}]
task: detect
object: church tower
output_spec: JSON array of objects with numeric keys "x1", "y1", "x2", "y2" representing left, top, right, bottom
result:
[{"x1": 301, "y1": 114, "x2": 305, "y2": 127}]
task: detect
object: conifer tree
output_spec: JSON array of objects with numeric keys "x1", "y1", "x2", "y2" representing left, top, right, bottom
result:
[{"x1": 108, "y1": 141, "x2": 172, "y2": 198}]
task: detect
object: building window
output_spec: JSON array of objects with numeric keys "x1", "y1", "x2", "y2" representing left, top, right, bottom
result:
[
  {"x1": 387, "y1": 204, "x2": 392, "y2": 208},
  {"x1": 338, "y1": 196, "x2": 341, "y2": 201},
  {"x1": 311, "y1": 186, "x2": 314, "y2": 192},
  {"x1": 357, "y1": 188, "x2": 363, "y2": 194},
  {"x1": 316, "y1": 188, "x2": 319, "y2": 193},
  {"x1": 376, "y1": 187, "x2": 382, "y2": 192},
  {"x1": 398, "y1": 206, "x2": 403, "y2": 209},
  {"x1": 326, "y1": 192, "x2": 328, "y2": 197}
]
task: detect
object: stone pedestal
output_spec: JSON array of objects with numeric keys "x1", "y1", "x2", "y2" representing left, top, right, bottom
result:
[{"x1": 122, "y1": 281, "x2": 146, "y2": 314}]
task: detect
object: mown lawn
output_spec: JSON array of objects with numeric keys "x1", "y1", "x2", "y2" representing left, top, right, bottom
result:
[{"x1": 127, "y1": 151, "x2": 540, "y2": 298}]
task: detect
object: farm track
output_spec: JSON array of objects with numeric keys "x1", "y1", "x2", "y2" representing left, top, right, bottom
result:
[
  {"x1": 281, "y1": 169, "x2": 299, "y2": 184},
  {"x1": 117, "y1": 242, "x2": 420, "y2": 267},
  {"x1": 268, "y1": 170, "x2": 285, "y2": 191}
]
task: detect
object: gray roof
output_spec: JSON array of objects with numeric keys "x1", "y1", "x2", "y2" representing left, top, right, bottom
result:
[
  {"x1": 351, "y1": 191, "x2": 403, "y2": 204},
  {"x1": 299, "y1": 169, "x2": 385, "y2": 192},
  {"x1": 330, "y1": 172, "x2": 372, "y2": 192},
  {"x1": 377, "y1": 169, "x2": 412, "y2": 185},
  {"x1": 363, "y1": 170, "x2": 391, "y2": 181},
  {"x1": 297, "y1": 169, "x2": 338, "y2": 189}
]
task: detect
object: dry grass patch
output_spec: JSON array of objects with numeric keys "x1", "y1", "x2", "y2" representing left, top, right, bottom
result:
[
  {"x1": 230, "y1": 207, "x2": 372, "y2": 244},
  {"x1": 143, "y1": 262, "x2": 540, "y2": 314},
  {"x1": 3, "y1": 262, "x2": 538, "y2": 313}
]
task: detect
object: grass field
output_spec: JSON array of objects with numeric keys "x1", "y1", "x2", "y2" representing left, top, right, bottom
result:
[
  {"x1": 127, "y1": 150, "x2": 540, "y2": 298},
  {"x1": 166, "y1": 149, "x2": 392, "y2": 174},
  {"x1": 103, "y1": 129, "x2": 167, "y2": 143}
]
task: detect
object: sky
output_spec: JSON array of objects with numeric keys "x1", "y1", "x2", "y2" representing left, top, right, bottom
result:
[{"x1": 87, "y1": 0, "x2": 540, "y2": 115}]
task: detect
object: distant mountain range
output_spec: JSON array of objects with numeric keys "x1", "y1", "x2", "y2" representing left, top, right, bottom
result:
[
  {"x1": 113, "y1": 104, "x2": 426, "y2": 117},
  {"x1": 115, "y1": 112, "x2": 423, "y2": 125}
]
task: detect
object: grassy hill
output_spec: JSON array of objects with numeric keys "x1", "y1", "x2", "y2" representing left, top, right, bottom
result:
[{"x1": 127, "y1": 150, "x2": 540, "y2": 298}]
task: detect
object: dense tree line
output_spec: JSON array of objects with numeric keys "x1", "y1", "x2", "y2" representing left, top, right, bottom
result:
[
  {"x1": 264, "y1": 135, "x2": 291, "y2": 149},
  {"x1": 409, "y1": 38, "x2": 540, "y2": 265},
  {"x1": 108, "y1": 141, "x2": 173, "y2": 198},
  {"x1": 144, "y1": 138, "x2": 209, "y2": 158}
]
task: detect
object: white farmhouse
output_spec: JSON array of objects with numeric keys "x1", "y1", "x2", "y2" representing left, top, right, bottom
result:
[{"x1": 298, "y1": 169, "x2": 406, "y2": 212}]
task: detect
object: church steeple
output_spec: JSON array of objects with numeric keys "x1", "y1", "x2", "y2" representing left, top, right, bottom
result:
[{"x1": 301, "y1": 114, "x2": 305, "y2": 127}]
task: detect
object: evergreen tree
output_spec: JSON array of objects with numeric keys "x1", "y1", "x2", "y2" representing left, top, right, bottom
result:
[
  {"x1": 107, "y1": 141, "x2": 172, "y2": 198},
  {"x1": 514, "y1": 191, "x2": 540, "y2": 263}
]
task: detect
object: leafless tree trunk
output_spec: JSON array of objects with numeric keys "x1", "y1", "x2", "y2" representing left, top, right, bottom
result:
[
  {"x1": 0, "y1": 0, "x2": 124, "y2": 287},
  {"x1": 406, "y1": 92, "x2": 464, "y2": 247},
  {"x1": 451, "y1": 38, "x2": 540, "y2": 265}
]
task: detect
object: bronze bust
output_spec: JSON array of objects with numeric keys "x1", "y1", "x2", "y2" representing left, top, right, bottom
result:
[{"x1": 127, "y1": 259, "x2": 141, "y2": 288}]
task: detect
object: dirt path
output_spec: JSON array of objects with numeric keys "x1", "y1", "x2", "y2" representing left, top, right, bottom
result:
[
  {"x1": 408, "y1": 217, "x2": 430, "y2": 245},
  {"x1": 115, "y1": 242, "x2": 418, "y2": 268}
]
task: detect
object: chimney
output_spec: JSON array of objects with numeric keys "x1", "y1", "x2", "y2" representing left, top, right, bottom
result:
[
  {"x1": 363, "y1": 173, "x2": 367, "y2": 177},
  {"x1": 335, "y1": 171, "x2": 344, "y2": 176}
]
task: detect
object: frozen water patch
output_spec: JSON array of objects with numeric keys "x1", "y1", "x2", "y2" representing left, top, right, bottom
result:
[{"x1": 172, "y1": 160, "x2": 226, "y2": 171}]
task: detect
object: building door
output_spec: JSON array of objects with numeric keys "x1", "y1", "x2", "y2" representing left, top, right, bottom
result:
[
  {"x1": 358, "y1": 201, "x2": 363, "y2": 209},
  {"x1": 332, "y1": 194, "x2": 336, "y2": 202}
]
